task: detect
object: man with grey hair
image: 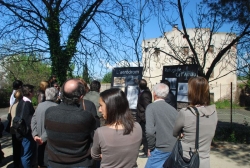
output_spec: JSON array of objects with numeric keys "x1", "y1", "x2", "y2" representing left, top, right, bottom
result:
[
  {"x1": 31, "y1": 87, "x2": 58, "y2": 167},
  {"x1": 145, "y1": 83, "x2": 178, "y2": 168}
]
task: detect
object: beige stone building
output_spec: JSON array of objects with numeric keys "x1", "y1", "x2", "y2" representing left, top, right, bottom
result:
[{"x1": 142, "y1": 26, "x2": 237, "y2": 102}]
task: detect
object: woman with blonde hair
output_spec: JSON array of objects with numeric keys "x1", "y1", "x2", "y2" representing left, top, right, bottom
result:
[
  {"x1": 173, "y1": 77, "x2": 218, "y2": 168},
  {"x1": 38, "y1": 81, "x2": 49, "y2": 103},
  {"x1": 91, "y1": 88, "x2": 142, "y2": 167}
]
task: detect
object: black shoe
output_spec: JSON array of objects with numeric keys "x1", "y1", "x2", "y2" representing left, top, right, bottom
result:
[
  {"x1": 139, "y1": 149, "x2": 144, "y2": 153},
  {"x1": 138, "y1": 154, "x2": 148, "y2": 158}
]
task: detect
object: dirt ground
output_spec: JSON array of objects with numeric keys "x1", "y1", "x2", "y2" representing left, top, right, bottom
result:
[{"x1": 1, "y1": 107, "x2": 250, "y2": 168}]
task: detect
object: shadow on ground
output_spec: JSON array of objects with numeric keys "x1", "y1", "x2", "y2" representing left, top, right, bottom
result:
[
  {"x1": 0, "y1": 133, "x2": 13, "y2": 168},
  {"x1": 211, "y1": 141, "x2": 250, "y2": 167},
  {"x1": 244, "y1": 107, "x2": 250, "y2": 111}
]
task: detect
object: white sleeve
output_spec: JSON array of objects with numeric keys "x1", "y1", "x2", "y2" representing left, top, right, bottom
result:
[{"x1": 10, "y1": 90, "x2": 16, "y2": 106}]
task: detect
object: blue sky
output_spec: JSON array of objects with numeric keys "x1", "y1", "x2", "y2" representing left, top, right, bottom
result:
[
  {"x1": 143, "y1": 0, "x2": 231, "y2": 40},
  {"x1": 88, "y1": 0, "x2": 234, "y2": 79}
]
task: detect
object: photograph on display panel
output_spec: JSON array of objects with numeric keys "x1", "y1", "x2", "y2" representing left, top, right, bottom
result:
[
  {"x1": 126, "y1": 85, "x2": 139, "y2": 109},
  {"x1": 112, "y1": 67, "x2": 143, "y2": 110},
  {"x1": 113, "y1": 77, "x2": 126, "y2": 87},
  {"x1": 125, "y1": 75, "x2": 139, "y2": 86},
  {"x1": 177, "y1": 83, "x2": 188, "y2": 102},
  {"x1": 162, "y1": 65, "x2": 198, "y2": 103},
  {"x1": 171, "y1": 90, "x2": 176, "y2": 96},
  {"x1": 165, "y1": 78, "x2": 177, "y2": 89}
]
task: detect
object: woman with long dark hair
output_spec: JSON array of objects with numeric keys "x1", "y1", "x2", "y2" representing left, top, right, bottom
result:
[
  {"x1": 91, "y1": 88, "x2": 142, "y2": 167},
  {"x1": 173, "y1": 77, "x2": 218, "y2": 168}
]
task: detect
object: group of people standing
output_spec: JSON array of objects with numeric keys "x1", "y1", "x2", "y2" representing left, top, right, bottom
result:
[
  {"x1": 136, "y1": 77, "x2": 217, "y2": 168},
  {"x1": 3, "y1": 75, "x2": 217, "y2": 168}
]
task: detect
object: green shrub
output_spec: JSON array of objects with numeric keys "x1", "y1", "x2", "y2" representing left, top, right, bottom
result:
[
  {"x1": 215, "y1": 99, "x2": 240, "y2": 109},
  {"x1": 32, "y1": 97, "x2": 38, "y2": 107},
  {"x1": 0, "y1": 89, "x2": 12, "y2": 108},
  {"x1": 214, "y1": 124, "x2": 250, "y2": 143}
]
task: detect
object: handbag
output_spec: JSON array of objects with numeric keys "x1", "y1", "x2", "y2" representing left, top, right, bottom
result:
[
  {"x1": 11, "y1": 101, "x2": 27, "y2": 139},
  {"x1": 163, "y1": 106, "x2": 200, "y2": 168}
]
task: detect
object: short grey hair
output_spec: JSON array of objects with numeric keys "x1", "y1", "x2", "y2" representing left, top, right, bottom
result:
[
  {"x1": 45, "y1": 87, "x2": 58, "y2": 101},
  {"x1": 152, "y1": 83, "x2": 169, "y2": 99}
]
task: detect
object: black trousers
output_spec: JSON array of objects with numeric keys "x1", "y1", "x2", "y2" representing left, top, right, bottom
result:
[
  {"x1": 37, "y1": 142, "x2": 47, "y2": 166},
  {"x1": 12, "y1": 134, "x2": 22, "y2": 167},
  {"x1": 139, "y1": 121, "x2": 148, "y2": 155}
]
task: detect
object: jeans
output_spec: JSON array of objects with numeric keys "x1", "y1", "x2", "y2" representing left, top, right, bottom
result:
[
  {"x1": 145, "y1": 148, "x2": 171, "y2": 168},
  {"x1": 20, "y1": 133, "x2": 36, "y2": 168}
]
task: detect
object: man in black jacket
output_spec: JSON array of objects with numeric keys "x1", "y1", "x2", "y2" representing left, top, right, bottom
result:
[
  {"x1": 45, "y1": 79, "x2": 96, "y2": 168},
  {"x1": 137, "y1": 79, "x2": 152, "y2": 158},
  {"x1": 16, "y1": 84, "x2": 36, "y2": 168}
]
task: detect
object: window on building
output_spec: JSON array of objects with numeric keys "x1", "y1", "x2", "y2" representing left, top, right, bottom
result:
[
  {"x1": 208, "y1": 45, "x2": 214, "y2": 53},
  {"x1": 154, "y1": 48, "x2": 160, "y2": 56},
  {"x1": 181, "y1": 47, "x2": 189, "y2": 56},
  {"x1": 210, "y1": 93, "x2": 214, "y2": 103}
]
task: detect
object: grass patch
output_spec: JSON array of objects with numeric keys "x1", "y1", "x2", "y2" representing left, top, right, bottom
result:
[{"x1": 215, "y1": 99, "x2": 240, "y2": 109}]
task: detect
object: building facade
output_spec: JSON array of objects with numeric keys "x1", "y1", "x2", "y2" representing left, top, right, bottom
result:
[{"x1": 142, "y1": 27, "x2": 237, "y2": 102}]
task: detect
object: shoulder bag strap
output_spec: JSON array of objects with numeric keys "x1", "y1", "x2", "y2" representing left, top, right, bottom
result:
[
  {"x1": 187, "y1": 107, "x2": 200, "y2": 151},
  {"x1": 19, "y1": 101, "x2": 26, "y2": 118}
]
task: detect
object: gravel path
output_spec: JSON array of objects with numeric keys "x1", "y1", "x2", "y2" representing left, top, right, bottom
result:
[{"x1": 1, "y1": 108, "x2": 250, "y2": 168}]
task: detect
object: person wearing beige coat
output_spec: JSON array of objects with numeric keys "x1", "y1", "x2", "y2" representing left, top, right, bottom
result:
[{"x1": 173, "y1": 77, "x2": 218, "y2": 168}]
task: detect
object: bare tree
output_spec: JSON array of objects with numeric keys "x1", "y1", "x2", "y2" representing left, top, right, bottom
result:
[
  {"x1": 0, "y1": 0, "x2": 150, "y2": 83},
  {"x1": 144, "y1": 0, "x2": 250, "y2": 81},
  {"x1": 203, "y1": 0, "x2": 250, "y2": 83},
  {"x1": 114, "y1": 0, "x2": 151, "y2": 68}
]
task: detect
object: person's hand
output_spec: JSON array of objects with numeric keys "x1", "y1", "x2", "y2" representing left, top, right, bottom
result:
[
  {"x1": 178, "y1": 133, "x2": 184, "y2": 139},
  {"x1": 34, "y1": 136, "x2": 43, "y2": 145},
  {"x1": 100, "y1": 154, "x2": 102, "y2": 158},
  {"x1": 147, "y1": 149, "x2": 151, "y2": 157}
]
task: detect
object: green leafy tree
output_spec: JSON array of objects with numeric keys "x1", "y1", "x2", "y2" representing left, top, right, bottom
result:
[
  {"x1": 0, "y1": 1, "x2": 106, "y2": 83},
  {"x1": 102, "y1": 72, "x2": 112, "y2": 83},
  {"x1": 2, "y1": 55, "x2": 51, "y2": 87},
  {"x1": 82, "y1": 63, "x2": 90, "y2": 84},
  {"x1": 202, "y1": 0, "x2": 250, "y2": 26},
  {"x1": 0, "y1": 0, "x2": 150, "y2": 84},
  {"x1": 202, "y1": 0, "x2": 250, "y2": 82}
]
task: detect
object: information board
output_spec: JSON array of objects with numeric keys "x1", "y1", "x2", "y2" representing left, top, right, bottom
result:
[
  {"x1": 162, "y1": 65, "x2": 198, "y2": 103},
  {"x1": 112, "y1": 67, "x2": 143, "y2": 109}
]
